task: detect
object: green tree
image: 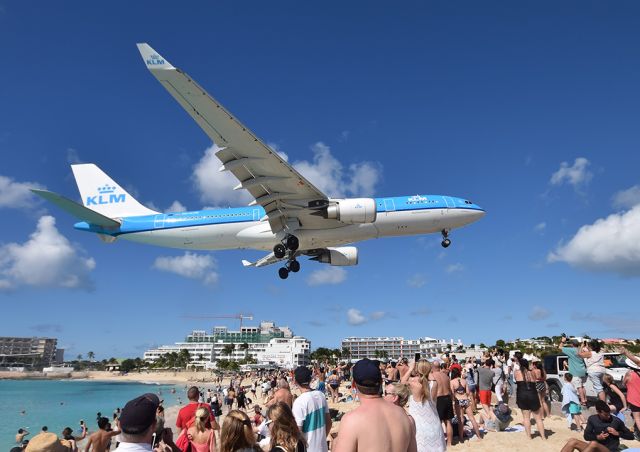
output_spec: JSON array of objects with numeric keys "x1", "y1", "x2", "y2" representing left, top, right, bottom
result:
[
  {"x1": 341, "y1": 347, "x2": 351, "y2": 361},
  {"x1": 222, "y1": 344, "x2": 234, "y2": 357},
  {"x1": 240, "y1": 342, "x2": 249, "y2": 360},
  {"x1": 76, "y1": 354, "x2": 83, "y2": 361},
  {"x1": 120, "y1": 359, "x2": 136, "y2": 373},
  {"x1": 495, "y1": 339, "x2": 506, "y2": 348},
  {"x1": 87, "y1": 351, "x2": 95, "y2": 361}
]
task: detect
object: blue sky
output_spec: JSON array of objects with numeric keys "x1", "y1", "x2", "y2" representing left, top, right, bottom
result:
[{"x1": 2, "y1": 2, "x2": 640, "y2": 359}]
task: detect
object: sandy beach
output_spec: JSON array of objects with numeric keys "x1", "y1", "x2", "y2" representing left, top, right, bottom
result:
[{"x1": 88, "y1": 371, "x2": 640, "y2": 452}]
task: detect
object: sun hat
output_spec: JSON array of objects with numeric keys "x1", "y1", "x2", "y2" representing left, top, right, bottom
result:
[
  {"x1": 25, "y1": 433, "x2": 69, "y2": 452},
  {"x1": 626, "y1": 357, "x2": 640, "y2": 371}
]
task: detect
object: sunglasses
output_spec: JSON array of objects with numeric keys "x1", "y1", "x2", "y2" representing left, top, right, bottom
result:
[{"x1": 384, "y1": 391, "x2": 396, "y2": 396}]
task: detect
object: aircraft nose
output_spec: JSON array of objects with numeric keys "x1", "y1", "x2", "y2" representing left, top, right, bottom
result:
[{"x1": 468, "y1": 207, "x2": 485, "y2": 222}]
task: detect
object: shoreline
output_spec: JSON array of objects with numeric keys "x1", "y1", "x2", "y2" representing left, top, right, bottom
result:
[{"x1": 0, "y1": 370, "x2": 213, "y2": 385}]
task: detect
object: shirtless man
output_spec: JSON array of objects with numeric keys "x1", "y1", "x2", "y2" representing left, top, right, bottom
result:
[
  {"x1": 397, "y1": 358, "x2": 410, "y2": 381},
  {"x1": 334, "y1": 359, "x2": 417, "y2": 452},
  {"x1": 15, "y1": 429, "x2": 29, "y2": 444},
  {"x1": 431, "y1": 360, "x2": 454, "y2": 448},
  {"x1": 84, "y1": 417, "x2": 119, "y2": 452},
  {"x1": 267, "y1": 378, "x2": 293, "y2": 408},
  {"x1": 385, "y1": 362, "x2": 400, "y2": 384}
]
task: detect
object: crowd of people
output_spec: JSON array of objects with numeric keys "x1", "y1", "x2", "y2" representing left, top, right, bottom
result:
[{"x1": 11, "y1": 343, "x2": 640, "y2": 452}]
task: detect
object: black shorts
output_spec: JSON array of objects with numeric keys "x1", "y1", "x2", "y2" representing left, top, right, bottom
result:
[
  {"x1": 630, "y1": 402, "x2": 640, "y2": 413},
  {"x1": 436, "y1": 395, "x2": 454, "y2": 421}
]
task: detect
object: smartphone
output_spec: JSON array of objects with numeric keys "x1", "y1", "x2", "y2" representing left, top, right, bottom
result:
[{"x1": 414, "y1": 352, "x2": 421, "y2": 361}]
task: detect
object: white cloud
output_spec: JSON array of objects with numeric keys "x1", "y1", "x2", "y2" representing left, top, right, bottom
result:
[
  {"x1": 548, "y1": 204, "x2": 640, "y2": 276},
  {"x1": 192, "y1": 144, "x2": 253, "y2": 207},
  {"x1": 445, "y1": 263, "x2": 464, "y2": 273},
  {"x1": 292, "y1": 142, "x2": 381, "y2": 197},
  {"x1": 612, "y1": 185, "x2": 640, "y2": 210},
  {"x1": 407, "y1": 273, "x2": 427, "y2": 288},
  {"x1": 0, "y1": 175, "x2": 45, "y2": 210},
  {"x1": 153, "y1": 252, "x2": 219, "y2": 285},
  {"x1": 306, "y1": 266, "x2": 347, "y2": 286},
  {"x1": 347, "y1": 308, "x2": 367, "y2": 325},
  {"x1": 534, "y1": 222, "x2": 546, "y2": 233},
  {"x1": 370, "y1": 311, "x2": 387, "y2": 320},
  {"x1": 165, "y1": 200, "x2": 187, "y2": 213},
  {"x1": 192, "y1": 142, "x2": 382, "y2": 206},
  {"x1": 549, "y1": 157, "x2": 592, "y2": 191},
  {"x1": 528, "y1": 306, "x2": 551, "y2": 321},
  {"x1": 0, "y1": 216, "x2": 95, "y2": 290}
]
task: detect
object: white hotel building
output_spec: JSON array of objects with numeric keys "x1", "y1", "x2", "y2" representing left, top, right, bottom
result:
[
  {"x1": 144, "y1": 321, "x2": 310, "y2": 369},
  {"x1": 341, "y1": 336, "x2": 464, "y2": 360}
]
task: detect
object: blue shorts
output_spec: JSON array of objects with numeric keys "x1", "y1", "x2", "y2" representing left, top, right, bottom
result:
[{"x1": 569, "y1": 402, "x2": 582, "y2": 414}]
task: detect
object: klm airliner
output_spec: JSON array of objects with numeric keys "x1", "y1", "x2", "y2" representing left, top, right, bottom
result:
[{"x1": 33, "y1": 44, "x2": 485, "y2": 280}]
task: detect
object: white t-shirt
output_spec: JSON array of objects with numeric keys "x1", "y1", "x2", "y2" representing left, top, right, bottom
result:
[{"x1": 292, "y1": 390, "x2": 329, "y2": 452}]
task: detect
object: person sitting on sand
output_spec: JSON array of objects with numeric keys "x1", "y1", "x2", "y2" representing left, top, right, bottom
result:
[
  {"x1": 477, "y1": 402, "x2": 513, "y2": 432},
  {"x1": 334, "y1": 359, "x2": 416, "y2": 452},
  {"x1": 84, "y1": 417, "x2": 120, "y2": 452},
  {"x1": 560, "y1": 400, "x2": 634, "y2": 452}
]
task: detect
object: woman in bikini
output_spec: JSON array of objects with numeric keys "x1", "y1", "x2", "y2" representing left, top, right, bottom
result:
[
  {"x1": 515, "y1": 358, "x2": 546, "y2": 440},
  {"x1": 449, "y1": 367, "x2": 483, "y2": 442},
  {"x1": 532, "y1": 360, "x2": 550, "y2": 419},
  {"x1": 187, "y1": 407, "x2": 217, "y2": 452}
]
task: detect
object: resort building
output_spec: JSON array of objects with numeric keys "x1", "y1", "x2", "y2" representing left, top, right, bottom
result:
[
  {"x1": 144, "y1": 321, "x2": 310, "y2": 369},
  {"x1": 0, "y1": 336, "x2": 58, "y2": 369},
  {"x1": 341, "y1": 336, "x2": 464, "y2": 360}
]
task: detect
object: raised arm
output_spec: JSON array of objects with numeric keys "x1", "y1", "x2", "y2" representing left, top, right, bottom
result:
[{"x1": 401, "y1": 361, "x2": 415, "y2": 384}]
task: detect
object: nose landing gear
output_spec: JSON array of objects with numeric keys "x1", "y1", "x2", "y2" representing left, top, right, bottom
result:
[{"x1": 441, "y1": 229, "x2": 451, "y2": 248}]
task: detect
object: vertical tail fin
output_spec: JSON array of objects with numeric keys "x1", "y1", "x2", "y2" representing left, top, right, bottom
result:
[{"x1": 71, "y1": 164, "x2": 158, "y2": 218}]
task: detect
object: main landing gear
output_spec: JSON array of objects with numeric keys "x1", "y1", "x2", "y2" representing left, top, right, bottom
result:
[
  {"x1": 441, "y1": 229, "x2": 451, "y2": 248},
  {"x1": 275, "y1": 235, "x2": 301, "y2": 279}
]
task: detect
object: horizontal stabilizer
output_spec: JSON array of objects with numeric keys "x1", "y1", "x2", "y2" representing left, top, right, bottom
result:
[
  {"x1": 241, "y1": 252, "x2": 285, "y2": 268},
  {"x1": 31, "y1": 189, "x2": 121, "y2": 229}
]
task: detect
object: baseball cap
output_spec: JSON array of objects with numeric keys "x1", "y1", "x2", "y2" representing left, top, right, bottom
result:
[
  {"x1": 118, "y1": 393, "x2": 160, "y2": 434},
  {"x1": 294, "y1": 366, "x2": 313, "y2": 385},
  {"x1": 352, "y1": 358, "x2": 382, "y2": 387}
]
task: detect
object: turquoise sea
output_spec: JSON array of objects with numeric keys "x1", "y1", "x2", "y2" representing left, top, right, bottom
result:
[{"x1": 0, "y1": 380, "x2": 183, "y2": 449}]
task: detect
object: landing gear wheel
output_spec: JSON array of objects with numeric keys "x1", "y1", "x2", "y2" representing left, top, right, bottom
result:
[
  {"x1": 286, "y1": 235, "x2": 299, "y2": 251},
  {"x1": 289, "y1": 260, "x2": 300, "y2": 273},
  {"x1": 441, "y1": 238, "x2": 451, "y2": 248},
  {"x1": 274, "y1": 244, "x2": 286, "y2": 258},
  {"x1": 278, "y1": 267, "x2": 289, "y2": 279}
]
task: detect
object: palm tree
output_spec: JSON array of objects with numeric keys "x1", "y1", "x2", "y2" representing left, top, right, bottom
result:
[
  {"x1": 222, "y1": 344, "x2": 234, "y2": 358},
  {"x1": 76, "y1": 354, "x2": 83, "y2": 361},
  {"x1": 240, "y1": 342, "x2": 249, "y2": 361},
  {"x1": 87, "y1": 351, "x2": 95, "y2": 362}
]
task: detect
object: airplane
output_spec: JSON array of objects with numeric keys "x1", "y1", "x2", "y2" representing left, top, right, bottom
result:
[{"x1": 32, "y1": 43, "x2": 485, "y2": 280}]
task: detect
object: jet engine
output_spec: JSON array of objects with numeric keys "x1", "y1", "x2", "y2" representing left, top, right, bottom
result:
[
  {"x1": 312, "y1": 246, "x2": 359, "y2": 266},
  {"x1": 325, "y1": 198, "x2": 376, "y2": 224}
]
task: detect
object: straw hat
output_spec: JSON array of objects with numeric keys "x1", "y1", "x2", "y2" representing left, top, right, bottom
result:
[{"x1": 25, "y1": 433, "x2": 69, "y2": 452}]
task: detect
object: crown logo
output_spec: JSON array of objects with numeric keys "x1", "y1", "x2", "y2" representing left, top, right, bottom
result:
[
  {"x1": 150, "y1": 54, "x2": 160, "y2": 60},
  {"x1": 97, "y1": 185, "x2": 116, "y2": 194}
]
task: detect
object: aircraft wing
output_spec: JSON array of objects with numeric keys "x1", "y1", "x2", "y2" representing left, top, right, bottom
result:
[{"x1": 137, "y1": 43, "x2": 331, "y2": 234}]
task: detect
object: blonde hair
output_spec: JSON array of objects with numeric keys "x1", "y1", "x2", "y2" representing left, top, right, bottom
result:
[
  {"x1": 194, "y1": 407, "x2": 209, "y2": 433},
  {"x1": 416, "y1": 359, "x2": 433, "y2": 401},
  {"x1": 220, "y1": 410, "x2": 255, "y2": 452},
  {"x1": 267, "y1": 402, "x2": 306, "y2": 452},
  {"x1": 390, "y1": 383, "x2": 411, "y2": 407}
]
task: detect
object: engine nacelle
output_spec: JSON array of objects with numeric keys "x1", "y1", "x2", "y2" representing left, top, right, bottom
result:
[
  {"x1": 325, "y1": 198, "x2": 377, "y2": 224},
  {"x1": 314, "y1": 246, "x2": 359, "y2": 266}
]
